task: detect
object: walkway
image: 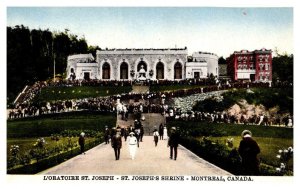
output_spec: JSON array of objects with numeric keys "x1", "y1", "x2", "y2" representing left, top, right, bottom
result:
[{"x1": 39, "y1": 136, "x2": 231, "y2": 175}]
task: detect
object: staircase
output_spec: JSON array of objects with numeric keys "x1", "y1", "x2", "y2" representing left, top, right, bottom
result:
[
  {"x1": 116, "y1": 113, "x2": 165, "y2": 136},
  {"x1": 131, "y1": 85, "x2": 149, "y2": 94}
]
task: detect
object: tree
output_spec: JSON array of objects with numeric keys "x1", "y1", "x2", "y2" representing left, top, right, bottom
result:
[
  {"x1": 218, "y1": 56, "x2": 226, "y2": 64},
  {"x1": 272, "y1": 54, "x2": 293, "y2": 83},
  {"x1": 87, "y1": 45, "x2": 101, "y2": 58},
  {"x1": 7, "y1": 25, "x2": 90, "y2": 103}
]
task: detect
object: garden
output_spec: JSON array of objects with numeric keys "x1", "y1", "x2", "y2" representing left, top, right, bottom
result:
[
  {"x1": 7, "y1": 111, "x2": 116, "y2": 174},
  {"x1": 170, "y1": 86, "x2": 293, "y2": 176},
  {"x1": 167, "y1": 120, "x2": 293, "y2": 175}
]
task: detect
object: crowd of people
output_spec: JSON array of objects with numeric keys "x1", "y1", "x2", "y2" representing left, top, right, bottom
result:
[
  {"x1": 165, "y1": 109, "x2": 293, "y2": 127},
  {"x1": 8, "y1": 78, "x2": 292, "y2": 129}
]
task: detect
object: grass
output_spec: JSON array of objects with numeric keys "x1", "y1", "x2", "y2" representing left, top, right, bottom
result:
[
  {"x1": 34, "y1": 85, "x2": 132, "y2": 102},
  {"x1": 7, "y1": 136, "x2": 95, "y2": 158},
  {"x1": 7, "y1": 111, "x2": 113, "y2": 171},
  {"x1": 167, "y1": 120, "x2": 293, "y2": 172},
  {"x1": 168, "y1": 120, "x2": 293, "y2": 139},
  {"x1": 7, "y1": 111, "x2": 116, "y2": 138},
  {"x1": 150, "y1": 84, "x2": 204, "y2": 92}
]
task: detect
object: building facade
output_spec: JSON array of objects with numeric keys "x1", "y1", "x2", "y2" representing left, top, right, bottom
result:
[
  {"x1": 66, "y1": 48, "x2": 219, "y2": 81},
  {"x1": 226, "y1": 48, "x2": 272, "y2": 82},
  {"x1": 186, "y1": 52, "x2": 218, "y2": 79}
]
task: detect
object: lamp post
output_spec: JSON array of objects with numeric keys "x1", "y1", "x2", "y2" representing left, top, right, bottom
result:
[{"x1": 53, "y1": 53, "x2": 56, "y2": 82}]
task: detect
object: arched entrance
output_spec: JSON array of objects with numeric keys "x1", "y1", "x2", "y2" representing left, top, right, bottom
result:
[
  {"x1": 174, "y1": 62, "x2": 182, "y2": 79},
  {"x1": 120, "y1": 62, "x2": 128, "y2": 79},
  {"x1": 102, "y1": 62, "x2": 110, "y2": 79},
  {"x1": 156, "y1": 62, "x2": 164, "y2": 80}
]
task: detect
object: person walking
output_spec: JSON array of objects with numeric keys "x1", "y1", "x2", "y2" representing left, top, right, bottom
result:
[
  {"x1": 111, "y1": 129, "x2": 122, "y2": 160},
  {"x1": 104, "y1": 126, "x2": 110, "y2": 144},
  {"x1": 159, "y1": 123, "x2": 164, "y2": 140},
  {"x1": 134, "y1": 128, "x2": 140, "y2": 147},
  {"x1": 163, "y1": 126, "x2": 168, "y2": 140},
  {"x1": 238, "y1": 130, "x2": 261, "y2": 175},
  {"x1": 128, "y1": 132, "x2": 138, "y2": 160},
  {"x1": 140, "y1": 125, "x2": 144, "y2": 142},
  {"x1": 153, "y1": 129, "x2": 159, "y2": 147},
  {"x1": 168, "y1": 127, "x2": 179, "y2": 160},
  {"x1": 78, "y1": 132, "x2": 85, "y2": 155}
]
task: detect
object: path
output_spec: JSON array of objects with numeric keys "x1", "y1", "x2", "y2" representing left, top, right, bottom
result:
[{"x1": 39, "y1": 136, "x2": 231, "y2": 175}]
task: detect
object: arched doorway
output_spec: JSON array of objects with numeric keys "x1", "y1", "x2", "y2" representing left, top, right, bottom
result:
[
  {"x1": 102, "y1": 62, "x2": 110, "y2": 79},
  {"x1": 174, "y1": 62, "x2": 182, "y2": 79},
  {"x1": 156, "y1": 62, "x2": 164, "y2": 80},
  {"x1": 120, "y1": 62, "x2": 128, "y2": 79}
]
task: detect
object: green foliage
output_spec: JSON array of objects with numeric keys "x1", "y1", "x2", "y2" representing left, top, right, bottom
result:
[
  {"x1": 150, "y1": 84, "x2": 204, "y2": 92},
  {"x1": 7, "y1": 111, "x2": 116, "y2": 138},
  {"x1": 7, "y1": 137, "x2": 102, "y2": 174},
  {"x1": 7, "y1": 25, "x2": 89, "y2": 103},
  {"x1": 169, "y1": 120, "x2": 293, "y2": 139},
  {"x1": 169, "y1": 120, "x2": 293, "y2": 175},
  {"x1": 218, "y1": 56, "x2": 226, "y2": 64},
  {"x1": 272, "y1": 54, "x2": 293, "y2": 83},
  {"x1": 193, "y1": 88, "x2": 293, "y2": 114},
  {"x1": 180, "y1": 136, "x2": 243, "y2": 175}
]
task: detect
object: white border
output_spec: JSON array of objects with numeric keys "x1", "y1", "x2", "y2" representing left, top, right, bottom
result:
[{"x1": 1, "y1": 0, "x2": 299, "y2": 189}]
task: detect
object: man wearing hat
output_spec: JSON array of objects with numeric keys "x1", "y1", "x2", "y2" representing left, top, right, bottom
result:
[
  {"x1": 104, "y1": 126, "x2": 110, "y2": 144},
  {"x1": 238, "y1": 130, "x2": 261, "y2": 175},
  {"x1": 78, "y1": 132, "x2": 85, "y2": 154},
  {"x1": 168, "y1": 127, "x2": 179, "y2": 160},
  {"x1": 111, "y1": 129, "x2": 122, "y2": 160}
]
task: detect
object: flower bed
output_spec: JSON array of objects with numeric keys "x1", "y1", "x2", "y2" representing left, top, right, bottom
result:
[{"x1": 7, "y1": 135, "x2": 103, "y2": 174}]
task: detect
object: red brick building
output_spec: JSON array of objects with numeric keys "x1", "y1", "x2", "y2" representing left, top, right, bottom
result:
[{"x1": 226, "y1": 48, "x2": 272, "y2": 82}]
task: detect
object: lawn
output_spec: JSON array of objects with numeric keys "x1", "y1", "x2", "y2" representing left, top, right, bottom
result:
[
  {"x1": 7, "y1": 111, "x2": 116, "y2": 173},
  {"x1": 167, "y1": 120, "x2": 293, "y2": 174},
  {"x1": 7, "y1": 111, "x2": 116, "y2": 138},
  {"x1": 34, "y1": 85, "x2": 132, "y2": 102},
  {"x1": 150, "y1": 84, "x2": 204, "y2": 92}
]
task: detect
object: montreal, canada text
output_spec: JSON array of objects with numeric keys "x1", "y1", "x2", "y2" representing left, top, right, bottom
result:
[{"x1": 43, "y1": 176, "x2": 253, "y2": 181}]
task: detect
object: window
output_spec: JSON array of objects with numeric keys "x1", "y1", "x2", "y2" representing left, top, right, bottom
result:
[{"x1": 265, "y1": 64, "x2": 269, "y2": 71}]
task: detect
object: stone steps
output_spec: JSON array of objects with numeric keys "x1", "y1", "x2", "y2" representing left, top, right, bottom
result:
[
  {"x1": 131, "y1": 85, "x2": 149, "y2": 94},
  {"x1": 116, "y1": 113, "x2": 165, "y2": 136}
]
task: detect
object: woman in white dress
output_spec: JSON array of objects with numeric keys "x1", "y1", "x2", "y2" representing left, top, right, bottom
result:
[
  {"x1": 163, "y1": 126, "x2": 168, "y2": 140},
  {"x1": 128, "y1": 132, "x2": 138, "y2": 160}
]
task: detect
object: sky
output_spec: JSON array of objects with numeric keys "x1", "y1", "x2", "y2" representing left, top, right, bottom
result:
[{"x1": 6, "y1": 7, "x2": 293, "y2": 58}]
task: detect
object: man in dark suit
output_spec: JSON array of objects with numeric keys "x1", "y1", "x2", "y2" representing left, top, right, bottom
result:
[
  {"x1": 168, "y1": 127, "x2": 179, "y2": 160},
  {"x1": 238, "y1": 130, "x2": 261, "y2": 175},
  {"x1": 111, "y1": 129, "x2": 122, "y2": 160}
]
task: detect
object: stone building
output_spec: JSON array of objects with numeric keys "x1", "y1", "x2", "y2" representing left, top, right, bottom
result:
[
  {"x1": 66, "y1": 47, "x2": 219, "y2": 81},
  {"x1": 186, "y1": 52, "x2": 218, "y2": 79}
]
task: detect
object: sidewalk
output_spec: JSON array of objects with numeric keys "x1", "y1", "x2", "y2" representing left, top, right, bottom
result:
[{"x1": 39, "y1": 136, "x2": 231, "y2": 175}]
